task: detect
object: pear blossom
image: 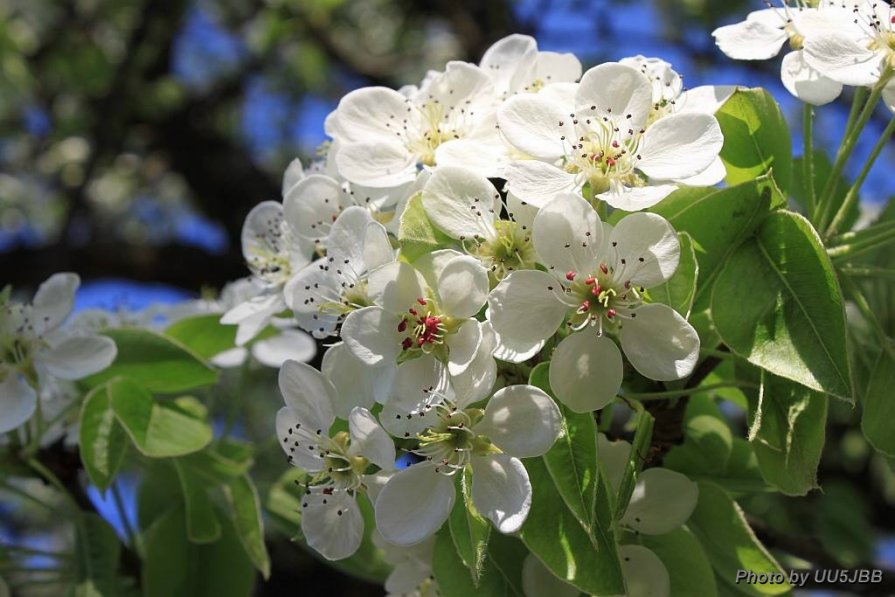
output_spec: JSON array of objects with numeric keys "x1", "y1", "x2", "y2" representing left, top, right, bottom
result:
[
  {"x1": 479, "y1": 34, "x2": 582, "y2": 99},
  {"x1": 713, "y1": 3, "x2": 844, "y2": 105},
  {"x1": 276, "y1": 360, "x2": 395, "y2": 560},
  {"x1": 498, "y1": 62, "x2": 724, "y2": 210},
  {"x1": 340, "y1": 250, "x2": 490, "y2": 378},
  {"x1": 326, "y1": 62, "x2": 506, "y2": 187},
  {"x1": 374, "y1": 368, "x2": 562, "y2": 546},
  {"x1": 488, "y1": 193, "x2": 700, "y2": 411},
  {"x1": 1, "y1": 274, "x2": 117, "y2": 433},
  {"x1": 373, "y1": 533, "x2": 439, "y2": 597},
  {"x1": 421, "y1": 167, "x2": 538, "y2": 281}
]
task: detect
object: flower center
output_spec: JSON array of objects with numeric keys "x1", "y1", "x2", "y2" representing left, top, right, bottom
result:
[
  {"x1": 397, "y1": 297, "x2": 452, "y2": 356},
  {"x1": 413, "y1": 403, "x2": 495, "y2": 475},
  {"x1": 563, "y1": 264, "x2": 644, "y2": 333},
  {"x1": 471, "y1": 220, "x2": 538, "y2": 282},
  {"x1": 561, "y1": 112, "x2": 646, "y2": 194}
]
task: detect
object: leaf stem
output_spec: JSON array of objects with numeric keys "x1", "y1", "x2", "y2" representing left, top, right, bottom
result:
[
  {"x1": 802, "y1": 104, "x2": 816, "y2": 214},
  {"x1": 828, "y1": 221, "x2": 895, "y2": 262},
  {"x1": 624, "y1": 382, "x2": 759, "y2": 401}
]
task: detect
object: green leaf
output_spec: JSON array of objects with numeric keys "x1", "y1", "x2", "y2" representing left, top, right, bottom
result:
[
  {"x1": 641, "y1": 528, "x2": 718, "y2": 597},
  {"x1": 173, "y1": 460, "x2": 221, "y2": 544},
  {"x1": 83, "y1": 328, "x2": 218, "y2": 393},
  {"x1": 716, "y1": 88, "x2": 792, "y2": 193},
  {"x1": 665, "y1": 414, "x2": 733, "y2": 476},
  {"x1": 711, "y1": 210, "x2": 853, "y2": 400},
  {"x1": 791, "y1": 150, "x2": 857, "y2": 229},
  {"x1": 222, "y1": 475, "x2": 271, "y2": 579},
  {"x1": 651, "y1": 175, "x2": 785, "y2": 343},
  {"x1": 862, "y1": 346, "x2": 895, "y2": 456},
  {"x1": 530, "y1": 362, "x2": 600, "y2": 541},
  {"x1": 79, "y1": 385, "x2": 128, "y2": 493},
  {"x1": 74, "y1": 514, "x2": 121, "y2": 597},
  {"x1": 652, "y1": 231, "x2": 698, "y2": 318},
  {"x1": 687, "y1": 482, "x2": 789, "y2": 596},
  {"x1": 165, "y1": 314, "x2": 237, "y2": 360},
  {"x1": 615, "y1": 406, "x2": 655, "y2": 519},
  {"x1": 448, "y1": 468, "x2": 491, "y2": 585},
  {"x1": 817, "y1": 482, "x2": 875, "y2": 567},
  {"x1": 433, "y1": 528, "x2": 526, "y2": 597},
  {"x1": 109, "y1": 378, "x2": 213, "y2": 458},
  {"x1": 747, "y1": 372, "x2": 827, "y2": 496},
  {"x1": 519, "y1": 458, "x2": 625, "y2": 595},
  {"x1": 142, "y1": 507, "x2": 255, "y2": 597},
  {"x1": 398, "y1": 193, "x2": 453, "y2": 262}
]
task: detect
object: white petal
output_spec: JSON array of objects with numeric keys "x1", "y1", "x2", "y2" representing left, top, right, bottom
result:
[
  {"x1": 503, "y1": 160, "x2": 579, "y2": 208},
  {"x1": 283, "y1": 174, "x2": 344, "y2": 248},
  {"x1": 220, "y1": 293, "x2": 284, "y2": 345},
  {"x1": 375, "y1": 464, "x2": 455, "y2": 546},
  {"x1": 597, "y1": 433, "x2": 632, "y2": 493},
  {"x1": 620, "y1": 545, "x2": 671, "y2": 597},
  {"x1": 39, "y1": 335, "x2": 117, "y2": 380},
  {"x1": 0, "y1": 373, "x2": 37, "y2": 433},
  {"x1": 451, "y1": 323, "x2": 498, "y2": 405},
  {"x1": 522, "y1": 553, "x2": 580, "y2": 597},
  {"x1": 250, "y1": 329, "x2": 316, "y2": 367},
  {"x1": 620, "y1": 303, "x2": 700, "y2": 381},
  {"x1": 281, "y1": 158, "x2": 304, "y2": 196},
  {"x1": 577, "y1": 63, "x2": 653, "y2": 131},
  {"x1": 32, "y1": 273, "x2": 78, "y2": 332},
  {"x1": 426, "y1": 61, "x2": 495, "y2": 109},
  {"x1": 506, "y1": 190, "x2": 538, "y2": 230},
  {"x1": 349, "y1": 407, "x2": 396, "y2": 470},
  {"x1": 609, "y1": 212, "x2": 680, "y2": 288},
  {"x1": 389, "y1": 354, "x2": 450, "y2": 414},
  {"x1": 210, "y1": 347, "x2": 248, "y2": 368},
  {"x1": 549, "y1": 332, "x2": 622, "y2": 412},
  {"x1": 327, "y1": 206, "x2": 374, "y2": 268},
  {"x1": 470, "y1": 454, "x2": 532, "y2": 534},
  {"x1": 411, "y1": 249, "x2": 465, "y2": 289},
  {"x1": 301, "y1": 491, "x2": 364, "y2": 561},
  {"x1": 487, "y1": 315, "x2": 545, "y2": 364},
  {"x1": 322, "y1": 342, "x2": 394, "y2": 417},
  {"x1": 364, "y1": 221, "x2": 395, "y2": 270},
  {"x1": 712, "y1": 19, "x2": 787, "y2": 60},
  {"x1": 341, "y1": 307, "x2": 402, "y2": 366},
  {"x1": 421, "y1": 166, "x2": 499, "y2": 241},
  {"x1": 622, "y1": 468, "x2": 698, "y2": 535},
  {"x1": 497, "y1": 95, "x2": 575, "y2": 161},
  {"x1": 436, "y1": 255, "x2": 489, "y2": 318},
  {"x1": 386, "y1": 560, "x2": 433, "y2": 595},
  {"x1": 599, "y1": 183, "x2": 678, "y2": 212},
  {"x1": 639, "y1": 113, "x2": 723, "y2": 181},
  {"x1": 780, "y1": 50, "x2": 843, "y2": 106},
  {"x1": 335, "y1": 141, "x2": 418, "y2": 187},
  {"x1": 675, "y1": 85, "x2": 737, "y2": 115},
  {"x1": 283, "y1": 260, "x2": 340, "y2": 320},
  {"x1": 446, "y1": 319, "x2": 483, "y2": 377},
  {"x1": 276, "y1": 407, "x2": 324, "y2": 471},
  {"x1": 368, "y1": 262, "x2": 427, "y2": 314},
  {"x1": 476, "y1": 384, "x2": 561, "y2": 458},
  {"x1": 329, "y1": 86, "x2": 410, "y2": 143},
  {"x1": 673, "y1": 156, "x2": 726, "y2": 187},
  {"x1": 488, "y1": 270, "x2": 568, "y2": 346},
  {"x1": 803, "y1": 32, "x2": 882, "y2": 86},
  {"x1": 434, "y1": 136, "x2": 509, "y2": 179},
  {"x1": 480, "y1": 34, "x2": 539, "y2": 95},
  {"x1": 535, "y1": 52, "x2": 582, "y2": 85},
  {"x1": 278, "y1": 360, "x2": 336, "y2": 431},
  {"x1": 241, "y1": 201, "x2": 293, "y2": 265},
  {"x1": 533, "y1": 192, "x2": 602, "y2": 275},
  {"x1": 884, "y1": 80, "x2": 895, "y2": 113}
]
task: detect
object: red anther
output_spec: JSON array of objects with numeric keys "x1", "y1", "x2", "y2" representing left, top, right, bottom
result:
[
  {"x1": 606, "y1": 157, "x2": 616, "y2": 167},
  {"x1": 584, "y1": 276, "x2": 595, "y2": 285},
  {"x1": 566, "y1": 271, "x2": 577, "y2": 281},
  {"x1": 611, "y1": 140, "x2": 620, "y2": 148},
  {"x1": 408, "y1": 308, "x2": 418, "y2": 316},
  {"x1": 417, "y1": 337, "x2": 426, "y2": 347},
  {"x1": 402, "y1": 337, "x2": 413, "y2": 350},
  {"x1": 397, "y1": 319, "x2": 408, "y2": 333},
  {"x1": 599, "y1": 263, "x2": 609, "y2": 274},
  {"x1": 591, "y1": 284, "x2": 602, "y2": 296},
  {"x1": 624, "y1": 280, "x2": 631, "y2": 289},
  {"x1": 891, "y1": 15, "x2": 895, "y2": 23},
  {"x1": 580, "y1": 300, "x2": 590, "y2": 313},
  {"x1": 606, "y1": 308, "x2": 617, "y2": 319},
  {"x1": 323, "y1": 487, "x2": 334, "y2": 495},
  {"x1": 416, "y1": 297, "x2": 427, "y2": 306}
]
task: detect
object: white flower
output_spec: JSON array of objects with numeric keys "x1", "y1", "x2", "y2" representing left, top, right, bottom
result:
[
  {"x1": 275, "y1": 360, "x2": 395, "y2": 560},
  {"x1": 498, "y1": 62, "x2": 723, "y2": 210},
  {"x1": 0, "y1": 274, "x2": 117, "y2": 433},
  {"x1": 340, "y1": 250, "x2": 489, "y2": 377},
  {"x1": 326, "y1": 62, "x2": 505, "y2": 187},
  {"x1": 803, "y1": 0, "x2": 895, "y2": 88},
  {"x1": 421, "y1": 166, "x2": 538, "y2": 281},
  {"x1": 488, "y1": 193, "x2": 700, "y2": 411},
  {"x1": 373, "y1": 533, "x2": 439, "y2": 597},
  {"x1": 285, "y1": 206, "x2": 395, "y2": 338},
  {"x1": 479, "y1": 34, "x2": 582, "y2": 99},
  {"x1": 374, "y1": 372, "x2": 562, "y2": 546},
  {"x1": 713, "y1": 4, "x2": 844, "y2": 105}
]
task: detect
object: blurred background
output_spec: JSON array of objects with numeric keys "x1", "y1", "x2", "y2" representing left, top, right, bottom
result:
[{"x1": 2, "y1": 0, "x2": 895, "y2": 594}]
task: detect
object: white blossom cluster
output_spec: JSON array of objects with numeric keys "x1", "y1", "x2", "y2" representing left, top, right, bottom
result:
[
  {"x1": 245, "y1": 34, "x2": 725, "y2": 589},
  {"x1": 713, "y1": 0, "x2": 895, "y2": 107}
]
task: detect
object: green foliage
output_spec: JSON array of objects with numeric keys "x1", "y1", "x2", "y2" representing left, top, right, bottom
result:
[
  {"x1": 433, "y1": 528, "x2": 528, "y2": 597},
  {"x1": 83, "y1": 328, "x2": 218, "y2": 393},
  {"x1": 688, "y1": 483, "x2": 789, "y2": 596},
  {"x1": 165, "y1": 314, "x2": 238, "y2": 360},
  {"x1": 448, "y1": 468, "x2": 491, "y2": 585},
  {"x1": 74, "y1": 514, "x2": 122, "y2": 597},
  {"x1": 712, "y1": 211, "x2": 853, "y2": 400},
  {"x1": 862, "y1": 347, "x2": 895, "y2": 456},
  {"x1": 716, "y1": 88, "x2": 792, "y2": 193},
  {"x1": 173, "y1": 459, "x2": 222, "y2": 543},
  {"x1": 222, "y1": 475, "x2": 271, "y2": 579},
  {"x1": 109, "y1": 378, "x2": 213, "y2": 458},
  {"x1": 398, "y1": 193, "x2": 454, "y2": 262},
  {"x1": 652, "y1": 231, "x2": 698, "y2": 318},
  {"x1": 641, "y1": 528, "x2": 718, "y2": 597},
  {"x1": 79, "y1": 385, "x2": 128, "y2": 493}
]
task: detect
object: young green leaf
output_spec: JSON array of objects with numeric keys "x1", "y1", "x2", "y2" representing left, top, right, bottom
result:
[
  {"x1": 165, "y1": 314, "x2": 238, "y2": 360},
  {"x1": 173, "y1": 459, "x2": 222, "y2": 544},
  {"x1": 447, "y1": 468, "x2": 491, "y2": 585},
  {"x1": 398, "y1": 193, "x2": 454, "y2": 262},
  {"x1": 82, "y1": 328, "x2": 218, "y2": 392},
  {"x1": 715, "y1": 88, "x2": 792, "y2": 193},
  {"x1": 712, "y1": 211, "x2": 853, "y2": 401},
  {"x1": 862, "y1": 346, "x2": 895, "y2": 456},
  {"x1": 79, "y1": 384, "x2": 128, "y2": 493},
  {"x1": 222, "y1": 475, "x2": 271, "y2": 579},
  {"x1": 433, "y1": 528, "x2": 526, "y2": 597},
  {"x1": 615, "y1": 406, "x2": 655, "y2": 519},
  {"x1": 109, "y1": 378, "x2": 213, "y2": 458}
]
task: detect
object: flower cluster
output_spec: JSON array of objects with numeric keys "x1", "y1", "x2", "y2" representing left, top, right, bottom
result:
[{"x1": 253, "y1": 34, "x2": 724, "y2": 574}]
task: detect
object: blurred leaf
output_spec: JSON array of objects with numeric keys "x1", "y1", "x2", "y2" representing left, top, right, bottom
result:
[
  {"x1": 862, "y1": 345, "x2": 895, "y2": 456},
  {"x1": 642, "y1": 527, "x2": 718, "y2": 597},
  {"x1": 433, "y1": 528, "x2": 526, "y2": 597},
  {"x1": 792, "y1": 150, "x2": 856, "y2": 228},
  {"x1": 817, "y1": 482, "x2": 875, "y2": 567},
  {"x1": 222, "y1": 475, "x2": 271, "y2": 579},
  {"x1": 74, "y1": 513, "x2": 121, "y2": 597},
  {"x1": 165, "y1": 315, "x2": 237, "y2": 360},
  {"x1": 79, "y1": 384, "x2": 128, "y2": 493},
  {"x1": 173, "y1": 460, "x2": 221, "y2": 544},
  {"x1": 448, "y1": 468, "x2": 490, "y2": 585}
]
